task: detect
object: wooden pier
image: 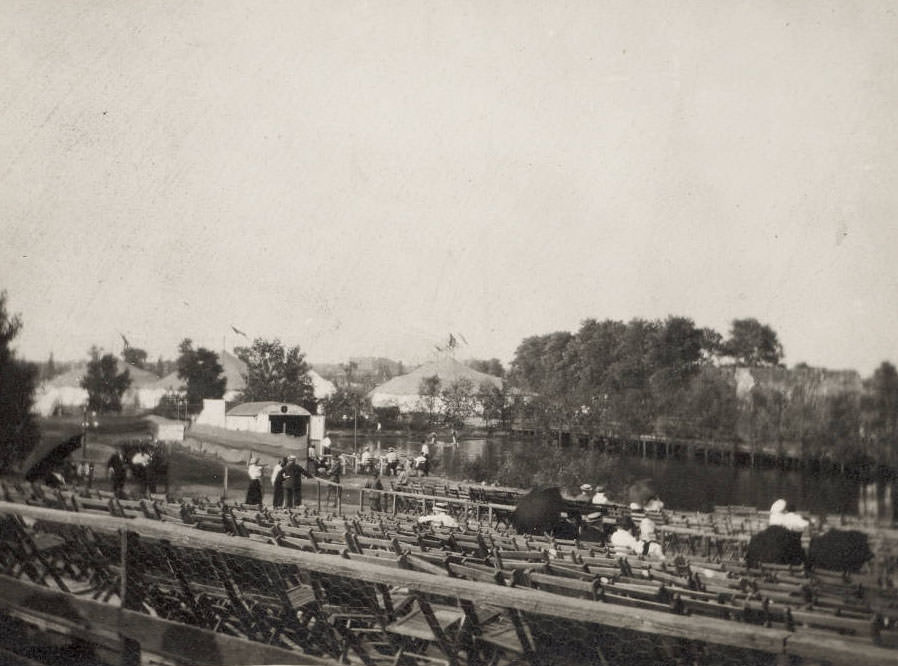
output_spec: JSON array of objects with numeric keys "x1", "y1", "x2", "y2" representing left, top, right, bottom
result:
[{"x1": 510, "y1": 421, "x2": 886, "y2": 473}]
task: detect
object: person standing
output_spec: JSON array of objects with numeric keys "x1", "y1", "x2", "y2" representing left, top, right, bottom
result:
[
  {"x1": 282, "y1": 455, "x2": 311, "y2": 508},
  {"x1": 325, "y1": 455, "x2": 343, "y2": 506},
  {"x1": 420, "y1": 440, "x2": 431, "y2": 476},
  {"x1": 271, "y1": 457, "x2": 286, "y2": 508},
  {"x1": 246, "y1": 457, "x2": 264, "y2": 505},
  {"x1": 360, "y1": 446, "x2": 373, "y2": 474},
  {"x1": 130, "y1": 447, "x2": 150, "y2": 497},
  {"x1": 385, "y1": 447, "x2": 398, "y2": 476},
  {"x1": 365, "y1": 472, "x2": 384, "y2": 512},
  {"x1": 106, "y1": 450, "x2": 126, "y2": 498}
]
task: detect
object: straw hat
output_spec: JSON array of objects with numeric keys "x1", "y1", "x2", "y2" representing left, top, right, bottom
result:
[{"x1": 580, "y1": 483, "x2": 593, "y2": 492}]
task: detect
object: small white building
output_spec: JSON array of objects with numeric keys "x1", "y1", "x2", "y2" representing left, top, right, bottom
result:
[
  {"x1": 145, "y1": 415, "x2": 185, "y2": 442},
  {"x1": 225, "y1": 401, "x2": 312, "y2": 437}
]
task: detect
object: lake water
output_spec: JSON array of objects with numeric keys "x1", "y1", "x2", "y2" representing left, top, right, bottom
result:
[{"x1": 341, "y1": 435, "x2": 896, "y2": 523}]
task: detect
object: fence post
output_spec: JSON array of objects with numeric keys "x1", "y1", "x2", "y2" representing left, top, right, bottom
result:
[
  {"x1": 120, "y1": 529, "x2": 141, "y2": 666},
  {"x1": 337, "y1": 483, "x2": 342, "y2": 516}
]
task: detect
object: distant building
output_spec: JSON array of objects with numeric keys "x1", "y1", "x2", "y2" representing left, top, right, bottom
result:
[
  {"x1": 145, "y1": 415, "x2": 185, "y2": 442},
  {"x1": 225, "y1": 401, "x2": 311, "y2": 436},
  {"x1": 151, "y1": 349, "x2": 249, "y2": 403},
  {"x1": 34, "y1": 359, "x2": 162, "y2": 416},
  {"x1": 154, "y1": 351, "x2": 335, "y2": 404},
  {"x1": 308, "y1": 369, "x2": 337, "y2": 400},
  {"x1": 34, "y1": 349, "x2": 335, "y2": 416},
  {"x1": 367, "y1": 357, "x2": 503, "y2": 415}
]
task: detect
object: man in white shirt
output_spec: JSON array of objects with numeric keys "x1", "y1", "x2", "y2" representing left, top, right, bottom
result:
[
  {"x1": 360, "y1": 446, "x2": 373, "y2": 474},
  {"x1": 591, "y1": 485, "x2": 610, "y2": 505}
]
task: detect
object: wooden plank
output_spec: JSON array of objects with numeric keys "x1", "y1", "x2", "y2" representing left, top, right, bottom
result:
[
  {"x1": 118, "y1": 609, "x2": 332, "y2": 665},
  {"x1": 0, "y1": 646, "x2": 49, "y2": 666},
  {"x1": 784, "y1": 630, "x2": 898, "y2": 666},
  {"x1": 0, "y1": 575, "x2": 333, "y2": 666},
  {"x1": 0, "y1": 574, "x2": 123, "y2": 648},
  {"x1": 1, "y1": 503, "x2": 893, "y2": 664}
]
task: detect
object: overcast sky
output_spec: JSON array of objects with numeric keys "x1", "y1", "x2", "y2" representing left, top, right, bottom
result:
[{"x1": 2, "y1": 1, "x2": 897, "y2": 374}]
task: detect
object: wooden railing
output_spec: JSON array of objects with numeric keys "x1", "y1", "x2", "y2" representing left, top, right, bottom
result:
[{"x1": 0, "y1": 502, "x2": 894, "y2": 666}]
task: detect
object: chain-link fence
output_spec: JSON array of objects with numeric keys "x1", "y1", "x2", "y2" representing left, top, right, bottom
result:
[{"x1": 0, "y1": 500, "x2": 895, "y2": 666}]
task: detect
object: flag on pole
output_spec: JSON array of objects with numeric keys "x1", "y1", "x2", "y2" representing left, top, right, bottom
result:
[
  {"x1": 231, "y1": 325, "x2": 248, "y2": 338},
  {"x1": 119, "y1": 332, "x2": 130, "y2": 349}
]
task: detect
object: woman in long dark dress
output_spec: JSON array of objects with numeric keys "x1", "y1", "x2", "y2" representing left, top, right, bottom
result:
[
  {"x1": 272, "y1": 457, "x2": 286, "y2": 508},
  {"x1": 246, "y1": 457, "x2": 264, "y2": 505}
]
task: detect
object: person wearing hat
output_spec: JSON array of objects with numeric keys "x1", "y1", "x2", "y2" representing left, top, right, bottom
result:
[
  {"x1": 576, "y1": 484, "x2": 593, "y2": 502},
  {"x1": 360, "y1": 446, "x2": 373, "y2": 474},
  {"x1": 282, "y1": 454, "x2": 312, "y2": 508},
  {"x1": 591, "y1": 485, "x2": 610, "y2": 505},
  {"x1": 418, "y1": 501, "x2": 459, "y2": 528},
  {"x1": 385, "y1": 447, "x2": 399, "y2": 476},
  {"x1": 246, "y1": 456, "x2": 264, "y2": 505}
]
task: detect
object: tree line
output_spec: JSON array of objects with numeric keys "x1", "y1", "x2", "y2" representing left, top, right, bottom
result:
[
  {"x1": 2, "y1": 286, "x2": 897, "y2": 472},
  {"x1": 506, "y1": 316, "x2": 898, "y2": 467}
]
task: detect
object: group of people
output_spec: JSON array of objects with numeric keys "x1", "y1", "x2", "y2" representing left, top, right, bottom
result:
[
  {"x1": 601, "y1": 496, "x2": 813, "y2": 563},
  {"x1": 359, "y1": 443, "x2": 432, "y2": 479},
  {"x1": 105, "y1": 444, "x2": 167, "y2": 498},
  {"x1": 575, "y1": 483, "x2": 611, "y2": 505},
  {"x1": 574, "y1": 483, "x2": 665, "y2": 513},
  {"x1": 245, "y1": 452, "x2": 346, "y2": 508}
]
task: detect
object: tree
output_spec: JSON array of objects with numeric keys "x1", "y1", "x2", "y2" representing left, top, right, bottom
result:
[
  {"x1": 865, "y1": 361, "x2": 898, "y2": 437},
  {"x1": 234, "y1": 338, "x2": 316, "y2": 411},
  {"x1": 418, "y1": 375, "x2": 442, "y2": 426},
  {"x1": 80, "y1": 348, "x2": 131, "y2": 413},
  {"x1": 440, "y1": 377, "x2": 477, "y2": 427},
  {"x1": 677, "y1": 368, "x2": 739, "y2": 441},
  {"x1": 340, "y1": 361, "x2": 358, "y2": 388},
  {"x1": 0, "y1": 292, "x2": 40, "y2": 471},
  {"x1": 723, "y1": 318, "x2": 783, "y2": 367},
  {"x1": 41, "y1": 352, "x2": 57, "y2": 381},
  {"x1": 862, "y1": 361, "x2": 898, "y2": 464},
  {"x1": 321, "y1": 385, "x2": 372, "y2": 428},
  {"x1": 123, "y1": 346, "x2": 148, "y2": 370},
  {"x1": 465, "y1": 358, "x2": 505, "y2": 378},
  {"x1": 176, "y1": 339, "x2": 226, "y2": 412},
  {"x1": 479, "y1": 381, "x2": 510, "y2": 431}
]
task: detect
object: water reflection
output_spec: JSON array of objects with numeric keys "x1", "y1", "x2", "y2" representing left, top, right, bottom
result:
[{"x1": 342, "y1": 435, "x2": 895, "y2": 522}]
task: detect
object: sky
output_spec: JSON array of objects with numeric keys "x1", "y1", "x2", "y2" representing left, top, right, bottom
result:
[{"x1": 2, "y1": 1, "x2": 897, "y2": 375}]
